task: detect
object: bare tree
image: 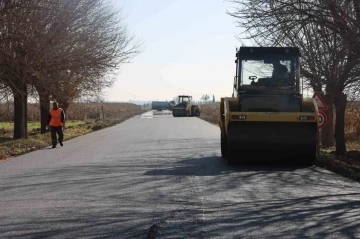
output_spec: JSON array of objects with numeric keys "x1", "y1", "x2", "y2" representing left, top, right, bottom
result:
[
  {"x1": 40, "y1": 0, "x2": 141, "y2": 132},
  {"x1": 201, "y1": 94, "x2": 210, "y2": 102},
  {"x1": 0, "y1": 0, "x2": 35, "y2": 138},
  {"x1": 0, "y1": 0, "x2": 142, "y2": 136},
  {"x1": 0, "y1": 84, "x2": 11, "y2": 119},
  {"x1": 226, "y1": 0, "x2": 360, "y2": 155}
]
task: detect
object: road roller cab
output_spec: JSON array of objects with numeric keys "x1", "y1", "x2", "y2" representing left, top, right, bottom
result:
[{"x1": 219, "y1": 47, "x2": 319, "y2": 165}]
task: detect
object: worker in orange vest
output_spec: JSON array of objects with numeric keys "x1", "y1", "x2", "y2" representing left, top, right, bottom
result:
[{"x1": 47, "y1": 101, "x2": 65, "y2": 148}]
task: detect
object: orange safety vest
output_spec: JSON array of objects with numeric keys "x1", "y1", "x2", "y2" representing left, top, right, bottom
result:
[{"x1": 49, "y1": 108, "x2": 64, "y2": 126}]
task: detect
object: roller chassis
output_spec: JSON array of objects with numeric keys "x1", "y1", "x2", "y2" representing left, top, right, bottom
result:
[
  {"x1": 172, "y1": 106, "x2": 200, "y2": 117},
  {"x1": 219, "y1": 97, "x2": 319, "y2": 165}
]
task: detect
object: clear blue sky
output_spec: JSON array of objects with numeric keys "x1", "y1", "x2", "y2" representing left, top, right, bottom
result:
[{"x1": 104, "y1": 0, "x2": 250, "y2": 102}]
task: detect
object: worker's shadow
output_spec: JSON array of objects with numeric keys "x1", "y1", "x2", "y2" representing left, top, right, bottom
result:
[{"x1": 40, "y1": 146, "x2": 60, "y2": 150}]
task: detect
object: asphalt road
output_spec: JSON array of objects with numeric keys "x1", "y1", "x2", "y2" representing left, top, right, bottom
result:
[{"x1": 0, "y1": 110, "x2": 359, "y2": 239}]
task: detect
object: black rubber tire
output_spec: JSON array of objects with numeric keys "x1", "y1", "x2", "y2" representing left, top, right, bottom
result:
[
  {"x1": 221, "y1": 133, "x2": 228, "y2": 158},
  {"x1": 303, "y1": 146, "x2": 317, "y2": 166},
  {"x1": 297, "y1": 145, "x2": 317, "y2": 166},
  {"x1": 191, "y1": 105, "x2": 195, "y2": 117},
  {"x1": 173, "y1": 111, "x2": 187, "y2": 117},
  {"x1": 227, "y1": 152, "x2": 236, "y2": 165},
  {"x1": 227, "y1": 141, "x2": 236, "y2": 165}
]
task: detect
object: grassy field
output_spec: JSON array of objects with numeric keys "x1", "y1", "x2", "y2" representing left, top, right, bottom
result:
[
  {"x1": 0, "y1": 102, "x2": 143, "y2": 121},
  {"x1": 199, "y1": 102, "x2": 360, "y2": 183},
  {"x1": 0, "y1": 103, "x2": 147, "y2": 161},
  {"x1": 0, "y1": 121, "x2": 86, "y2": 131}
]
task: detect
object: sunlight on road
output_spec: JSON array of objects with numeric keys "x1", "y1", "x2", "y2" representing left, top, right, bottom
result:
[
  {"x1": 141, "y1": 110, "x2": 172, "y2": 119},
  {"x1": 141, "y1": 111, "x2": 154, "y2": 119},
  {"x1": 153, "y1": 110, "x2": 172, "y2": 115}
]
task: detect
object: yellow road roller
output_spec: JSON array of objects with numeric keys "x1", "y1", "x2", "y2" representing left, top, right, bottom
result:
[
  {"x1": 219, "y1": 47, "x2": 319, "y2": 165},
  {"x1": 172, "y1": 95, "x2": 201, "y2": 117}
]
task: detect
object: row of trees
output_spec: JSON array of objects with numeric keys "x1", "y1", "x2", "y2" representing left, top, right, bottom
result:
[
  {"x1": 201, "y1": 94, "x2": 215, "y2": 103},
  {"x1": 0, "y1": 0, "x2": 141, "y2": 139},
  {"x1": 227, "y1": 0, "x2": 360, "y2": 155}
]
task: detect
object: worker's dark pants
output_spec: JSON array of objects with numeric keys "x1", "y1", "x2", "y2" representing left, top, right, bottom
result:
[{"x1": 50, "y1": 126, "x2": 63, "y2": 146}]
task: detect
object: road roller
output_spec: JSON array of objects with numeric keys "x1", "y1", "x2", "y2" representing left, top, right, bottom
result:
[
  {"x1": 172, "y1": 95, "x2": 201, "y2": 117},
  {"x1": 219, "y1": 46, "x2": 320, "y2": 165}
]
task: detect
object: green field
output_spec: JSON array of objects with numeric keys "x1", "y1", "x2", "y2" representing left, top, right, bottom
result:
[{"x1": 0, "y1": 121, "x2": 86, "y2": 131}]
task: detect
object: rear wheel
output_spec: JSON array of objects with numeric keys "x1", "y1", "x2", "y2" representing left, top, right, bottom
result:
[
  {"x1": 191, "y1": 105, "x2": 195, "y2": 117},
  {"x1": 227, "y1": 149, "x2": 236, "y2": 165},
  {"x1": 227, "y1": 141, "x2": 236, "y2": 165},
  {"x1": 195, "y1": 109, "x2": 200, "y2": 117},
  {"x1": 221, "y1": 133, "x2": 228, "y2": 158},
  {"x1": 296, "y1": 145, "x2": 317, "y2": 166},
  {"x1": 302, "y1": 145, "x2": 317, "y2": 166}
]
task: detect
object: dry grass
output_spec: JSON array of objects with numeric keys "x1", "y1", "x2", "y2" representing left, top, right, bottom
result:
[
  {"x1": 199, "y1": 103, "x2": 220, "y2": 125},
  {"x1": 317, "y1": 150, "x2": 360, "y2": 182},
  {"x1": 345, "y1": 102, "x2": 360, "y2": 141},
  {"x1": 0, "y1": 102, "x2": 142, "y2": 121},
  {"x1": 0, "y1": 102, "x2": 147, "y2": 161}
]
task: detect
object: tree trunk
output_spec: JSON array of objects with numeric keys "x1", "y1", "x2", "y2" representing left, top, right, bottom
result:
[
  {"x1": 334, "y1": 93, "x2": 347, "y2": 156},
  {"x1": 39, "y1": 93, "x2": 50, "y2": 134},
  {"x1": 321, "y1": 94, "x2": 334, "y2": 147},
  {"x1": 12, "y1": 86, "x2": 28, "y2": 139}
]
